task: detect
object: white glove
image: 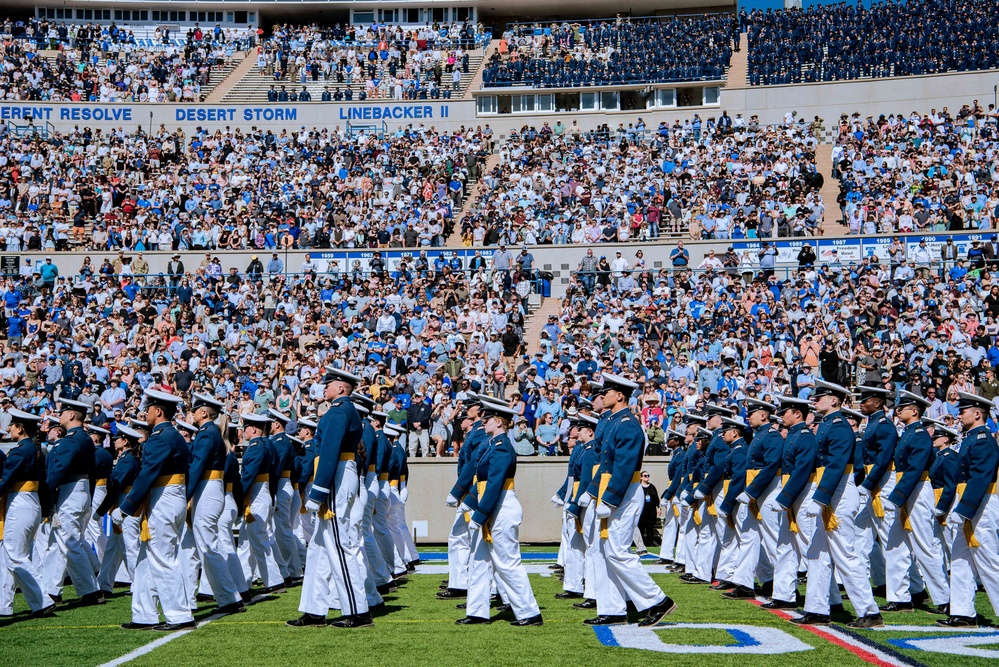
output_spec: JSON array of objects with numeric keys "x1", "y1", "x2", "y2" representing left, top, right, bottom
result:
[
  {"x1": 947, "y1": 512, "x2": 963, "y2": 528},
  {"x1": 111, "y1": 508, "x2": 125, "y2": 526},
  {"x1": 551, "y1": 494, "x2": 565, "y2": 508},
  {"x1": 804, "y1": 500, "x2": 823, "y2": 517},
  {"x1": 459, "y1": 502, "x2": 472, "y2": 514},
  {"x1": 468, "y1": 519, "x2": 482, "y2": 532},
  {"x1": 595, "y1": 503, "x2": 612, "y2": 519},
  {"x1": 693, "y1": 489, "x2": 706, "y2": 501},
  {"x1": 660, "y1": 496, "x2": 670, "y2": 507},
  {"x1": 857, "y1": 486, "x2": 870, "y2": 503},
  {"x1": 578, "y1": 492, "x2": 592, "y2": 508},
  {"x1": 305, "y1": 499, "x2": 321, "y2": 513},
  {"x1": 735, "y1": 492, "x2": 751, "y2": 505},
  {"x1": 51, "y1": 514, "x2": 61, "y2": 529},
  {"x1": 716, "y1": 508, "x2": 728, "y2": 520},
  {"x1": 679, "y1": 498, "x2": 691, "y2": 509},
  {"x1": 446, "y1": 494, "x2": 459, "y2": 507},
  {"x1": 400, "y1": 487, "x2": 409, "y2": 503},
  {"x1": 933, "y1": 506, "x2": 946, "y2": 518}
]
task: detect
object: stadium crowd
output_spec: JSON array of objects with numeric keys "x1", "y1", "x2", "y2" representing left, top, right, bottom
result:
[
  {"x1": 459, "y1": 113, "x2": 825, "y2": 246},
  {"x1": 0, "y1": 123, "x2": 486, "y2": 251},
  {"x1": 256, "y1": 21, "x2": 484, "y2": 100},
  {"x1": 746, "y1": 0, "x2": 999, "y2": 86},
  {"x1": 0, "y1": 19, "x2": 254, "y2": 102},
  {"x1": 482, "y1": 15, "x2": 735, "y2": 88},
  {"x1": 832, "y1": 104, "x2": 999, "y2": 234}
]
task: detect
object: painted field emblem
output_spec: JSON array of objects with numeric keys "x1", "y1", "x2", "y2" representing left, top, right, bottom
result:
[
  {"x1": 873, "y1": 625, "x2": 999, "y2": 659},
  {"x1": 593, "y1": 623, "x2": 814, "y2": 654}
]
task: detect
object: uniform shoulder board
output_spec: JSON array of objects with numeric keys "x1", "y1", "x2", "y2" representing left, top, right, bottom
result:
[
  {"x1": 878, "y1": 417, "x2": 886, "y2": 423},
  {"x1": 978, "y1": 433, "x2": 988, "y2": 440},
  {"x1": 831, "y1": 417, "x2": 843, "y2": 424},
  {"x1": 621, "y1": 416, "x2": 631, "y2": 422}
]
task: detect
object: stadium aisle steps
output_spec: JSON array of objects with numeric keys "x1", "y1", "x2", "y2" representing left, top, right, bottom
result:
[
  {"x1": 462, "y1": 39, "x2": 498, "y2": 97},
  {"x1": 523, "y1": 298, "x2": 562, "y2": 355},
  {"x1": 204, "y1": 51, "x2": 257, "y2": 103},
  {"x1": 724, "y1": 34, "x2": 748, "y2": 88},
  {"x1": 445, "y1": 153, "x2": 501, "y2": 249},
  {"x1": 813, "y1": 143, "x2": 844, "y2": 234}
]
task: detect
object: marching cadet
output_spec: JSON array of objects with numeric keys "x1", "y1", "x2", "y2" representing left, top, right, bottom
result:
[
  {"x1": 929, "y1": 422, "x2": 960, "y2": 581},
  {"x1": 656, "y1": 430, "x2": 687, "y2": 567},
  {"x1": 86, "y1": 425, "x2": 113, "y2": 572},
  {"x1": 44, "y1": 399, "x2": 103, "y2": 606},
  {"x1": 296, "y1": 416, "x2": 319, "y2": 549},
  {"x1": 881, "y1": 391, "x2": 949, "y2": 613},
  {"x1": 938, "y1": 392, "x2": 999, "y2": 628},
  {"x1": 795, "y1": 381, "x2": 881, "y2": 628},
  {"x1": 294, "y1": 367, "x2": 372, "y2": 629},
  {"x1": 95, "y1": 425, "x2": 142, "y2": 597},
  {"x1": 442, "y1": 398, "x2": 487, "y2": 599},
  {"x1": 856, "y1": 386, "x2": 898, "y2": 599},
  {"x1": 268, "y1": 409, "x2": 303, "y2": 585},
  {"x1": 187, "y1": 394, "x2": 245, "y2": 615},
  {"x1": 112, "y1": 390, "x2": 193, "y2": 631},
  {"x1": 238, "y1": 412, "x2": 285, "y2": 596},
  {"x1": 457, "y1": 403, "x2": 542, "y2": 626},
  {"x1": 680, "y1": 403, "x2": 734, "y2": 586},
  {"x1": 840, "y1": 406, "x2": 881, "y2": 590},
  {"x1": 368, "y1": 411, "x2": 402, "y2": 580},
  {"x1": 346, "y1": 400, "x2": 385, "y2": 612},
  {"x1": 580, "y1": 373, "x2": 675, "y2": 627},
  {"x1": 714, "y1": 417, "x2": 750, "y2": 598},
  {"x1": 771, "y1": 396, "x2": 818, "y2": 610},
  {"x1": 356, "y1": 402, "x2": 395, "y2": 596},
  {"x1": 0, "y1": 409, "x2": 56, "y2": 618},
  {"x1": 222, "y1": 422, "x2": 250, "y2": 603},
  {"x1": 675, "y1": 416, "x2": 709, "y2": 575},
  {"x1": 388, "y1": 422, "x2": 419, "y2": 572},
  {"x1": 174, "y1": 420, "x2": 202, "y2": 611},
  {"x1": 564, "y1": 407, "x2": 603, "y2": 610},
  {"x1": 734, "y1": 398, "x2": 784, "y2": 600},
  {"x1": 553, "y1": 413, "x2": 595, "y2": 600}
]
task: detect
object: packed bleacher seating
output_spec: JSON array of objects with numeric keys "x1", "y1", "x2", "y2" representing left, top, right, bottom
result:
[
  {"x1": 481, "y1": 15, "x2": 735, "y2": 88},
  {"x1": 459, "y1": 113, "x2": 826, "y2": 246},
  {"x1": 0, "y1": 18, "x2": 254, "y2": 101},
  {"x1": 832, "y1": 102, "x2": 999, "y2": 234},
  {"x1": 746, "y1": 0, "x2": 999, "y2": 86},
  {"x1": 254, "y1": 21, "x2": 486, "y2": 101},
  {"x1": 0, "y1": 122, "x2": 488, "y2": 251}
]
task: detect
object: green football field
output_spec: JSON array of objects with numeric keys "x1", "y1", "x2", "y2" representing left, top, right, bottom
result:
[{"x1": 2, "y1": 552, "x2": 997, "y2": 667}]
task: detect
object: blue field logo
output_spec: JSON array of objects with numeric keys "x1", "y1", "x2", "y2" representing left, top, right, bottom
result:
[{"x1": 593, "y1": 623, "x2": 814, "y2": 654}]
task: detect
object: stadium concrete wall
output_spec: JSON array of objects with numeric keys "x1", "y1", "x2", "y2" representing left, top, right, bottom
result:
[
  {"x1": 2, "y1": 68, "x2": 997, "y2": 136},
  {"x1": 406, "y1": 457, "x2": 670, "y2": 544}
]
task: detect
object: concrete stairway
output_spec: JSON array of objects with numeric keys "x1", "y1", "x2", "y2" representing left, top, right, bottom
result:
[
  {"x1": 724, "y1": 34, "x2": 748, "y2": 88},
  {"x1": 220, "y1": 47, "x2": 487, "y2": 104},
  {"x1": 204, "y1": 52, "x2": 256, "y2": 103},
  {"x1": 462, "y1": 39, "x2": 497, "y2": 98},
  {"x1": 445, "y1": 153, "x2": 501, "y2": 248},
  {"x1": 813, "y1": 143, "x2": 845, "y2": 234},
  {"x1": 521, "y1": 296, "x2": 562, "y2": 356}
]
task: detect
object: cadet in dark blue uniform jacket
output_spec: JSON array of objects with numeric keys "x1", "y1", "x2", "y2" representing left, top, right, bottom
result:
[
  {"x1": 1, "y1": 409, "x2": 55, "y2": 616},
  {"x1": 856, "y1": 386, "x2": 898, "y2": 599},
  {"x1": 240, "y1": 412, "x2": 284, "y2": 596},
  {"x1": 442, "y1": 397, "x2": 487, "y2": 599},
  {"x1": 268, "y1": 408, "x2": 301, "y2": 584},
  {"x1": 112, "y1": 390, "x2": 193, "y2": 631},
  {"x1": 657, "y1": 430, "x2": 687, "y2": 566},
  {"x1": 554, "y1": 413, "x2": 597, "y2": 600},
  {"x1": 95, "y1": 424, "x2": 142, "y2": 596},
  {"x1": 714, "y1": 418, "x2": 751, "y2": 597}
]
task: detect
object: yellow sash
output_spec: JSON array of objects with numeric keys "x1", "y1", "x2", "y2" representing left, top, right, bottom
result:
[
  {"x1": 95, "y1": 479, "x2": 108, "y2": 486},
  {"x1": 596, "y1": 472, "x2": 640, "y2": 538},
  {"x1": 746, "y1": 470, "x2": 761, "y2": 520},
  {"x1": 955, "y1": 481, "x2": 997, "y2": 547},
  {"x1": 672, "y1": 503, "x2": 680, "y2": 517},
  {"x1": 692, "y1": 502, "x2": 702, "y2": 526},
  {"x1": 139, "y1": 474, "x2": 187, "y2": 541},
  {"x1": 1, "y1": 481, "x2": 41, "y2": 539},
  {"x1": 202, "y1": 470, "x2": 224, "y2": 481},
  {"x1": 475, "y1": 479, "x2": 515, "y2": 543}
]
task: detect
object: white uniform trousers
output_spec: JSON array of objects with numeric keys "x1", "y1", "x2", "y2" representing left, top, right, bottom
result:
[
  {"x1": 896, "y1": 481, "x2": 950, "y2": 606},
  {"x1": 562, "y1": 511, "x2": 585, "y2": 594},
  {"x1": 180, "y1": 523, "x2": 200, "y2": 609},
  {"x1": 86, "y1": 483, "x2": 108, "y2": 571},
  {"x1": 291, "y1": 488, "x2": 305, "y2": 553},
  {"x1": 948, "y1": 493, "x2": 999, "y2": 618},
  {"x1": 351, "y1": 478, "x2": 384, "y2": 608},
  {"x1": 466, "y1": 490, "x2": 540, "y2": 621},
  {"x1": 715, "y1": 496, "x2": 741, "y2": 584},
  {"x1": 678, "y1": 504, "x2": 695, "y2": 567},
  {"x1": 729, "y1": 502, "x2": 762, "y2": 590},
  {"x1": 299, "y1": 482, "x2": 316, "y2": 548},
  {"x1": 98, "y1": 514, "x2": 141, "y2": 593},
  {"x1": 273, "y1": 477, "x2": 302, "y2": 579},
  {"x1": 581, "y1": 505, "x2": 597, "y2": 600},
  {"x1": 397, "y1": 488, "x2": 418, "y2": 563},
  {"x1": 660, "y1": 502, "x2": 681, "y2": 561},
  {"x1": 300, "y1": 459, "x2": 368, "y2": 617},
  {"x1": 362, "y1": 474, "x2": 392, "y2": 586},
  {"x1": 388, "y1": 485, "x2": 414, "y2": 566},
  {"x1": 804, "y1": 477, "x2": 878, "y2": 617},
  {"x1": 772, "y1": 482, "x2": 816, "y2": 604},
  {"x1": 372, "y1": 481, "x2": 398, "y2": 574},
  {"x1": 2, "y1": 491, "x2": 53, "y2": 612},
  {"x1": 44, "y1": 479, "x2": 99, "y2": 597},
  {"x1": 240, "y1": 482, "x2": 283, "y2": 589},
  {"x1": 556, "y1": 511, "x2": 568, "y2": 567},
  {"x1": 203, "y1": 491, "x2": 248, "y2": 597},
  {"x1": 855, "y1": 496, "x2": 886, "y2": 587},
  {"x1": 876, "y1": 471, "x2": 924, "y2": 602},
  {"x1": 755, "y1": 478, "x2": 783, "y2": 584},
  {"x1": 187, "y1": 479, "x2": 241, "y2": 607},
  {"x1": 130, "y1": 484, "x2": 194, "y2": 625},
  {"x1": 688, "y1": 495, "x2": 720, "y2": 582},
  {"x1": 594, "y1": 482, "x2": 666, "y2": 617}
]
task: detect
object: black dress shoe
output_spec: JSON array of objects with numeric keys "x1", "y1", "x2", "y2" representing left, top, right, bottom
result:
[
  {"x1": 573, "y1": 599, "x2": 597, "y2": 609},
  {"x1": 260, "y1": 585, "x2": 286, "y2": 595},
  {"x1": 441, "y1": 579, "x2": 449, "y2": 586},
  {"x1": 756, "y1": 581, "x2": 774, "y2": 597},
  {"x1": 437, "y1": 588, "x2": 467, "y2": 599},
  {"x1": 239, "y1": 591, "x2": 253, "y2": 604},
  {"x1": 709, "y1": 580, "x2": 736, "y2": 591},
  {"x1": 936, "y1": 615, "x2": 978, "y2": 628},
  {"x1": 555, "y1": 591, "x2": 584, "y2": 599},
  {"x1": 548, "y1": 564, "x2": 563, "y2": 570},
  {"x1": 153, "y1": 621, "x2": 196, "y2": 632},
  {"x1": 871, "y1": 584, "x2": 887, "y2": 598},
  {"x1": 910, "y1": 590, "x2": 929, "y2": 604},
  {"x1": 761, "y1": 599, "x2": 798, "y2": 610},
  {"x1": 78, "y1": 591, "x2": 106, "y2": 606},
  {"x1": 286, "y1": 613, "x2": 327, "y2": 627},
  {"x1": 30, "y1": 604, "x2": 57, "y2": 619},
  {"x1": 196, "y1": 593, "x2": 215, "y2": 602},
  {"x1": 680, "y1": 575, "x2": 710, "y2": 585},
  {"x1": 847, "y1": 614, "x2": 885, "y2": 629},
  {"x1": 638, "y1": 597, "x2": 677, "y2": 626},
  {"x1": 455, "y1": 616, "x2": 492, "y2": 625},
  {"x1": 217, "y1": 602, "x2": 246, "y2": 615},
  {"x1": 494, "y1": 604, "x2": 512, "y2": 613},
  {"x1": 510, "y1": 614, "x2": 543, "y2": 626},
  {"x1": 830, "y1": 603, "x2": 846, "y2": 615},
  {"x1": 583, "y1": 615, "x2": 628, "y2": 626},
  {"x1": 329, "y1": 613, "x2": 374, "y2": 628},
  {"x1": 120, "y1": 621, "x2": 157, "y2": 630},
  {"x1": 879, "y1": 601, "x2": 914, "y2": 612},
  {"x1": 789, "y1": 613, "x2": 831, "y2": 626},
  {"x1": 657, "y1": 558, "x2": 674, "y2": 566},
  {"x1": 455, "y1": 602, "x2": 467, "y2": 609},
  {"x1": 392, "y1": 571, "x2": 408, "y2": 579},
  {"x1": 369, "y1": 602, "x2": 385, "y2": 612},
  {"x1": 722, "y1": 586, "x2": 756, "y2": 600},
  {"x1": 377, "y1": 584, "x2": 398, "y2": 595},
  {"x1": 408, "y1": 559, "x2": 422, "y2": 567},
  {"x1": 928, "y1": 604, "x2": 949, "y2": 615},
  {"x1": 49, "y1": 594, "x2": 63, "y2": 605}
]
